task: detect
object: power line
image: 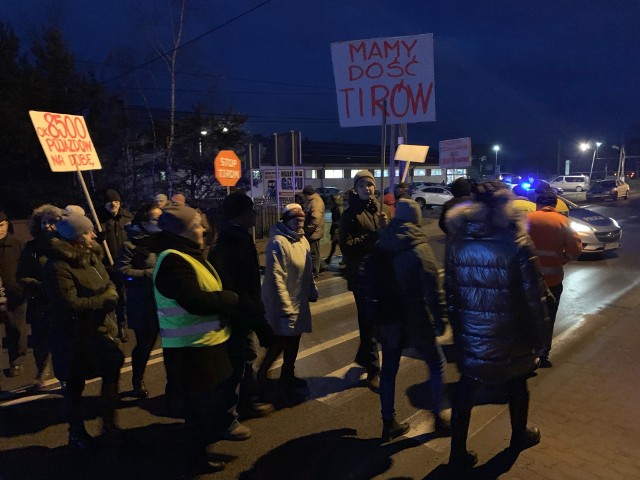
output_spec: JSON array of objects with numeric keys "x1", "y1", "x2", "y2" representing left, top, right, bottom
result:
[{"x1": 105, "y1": 0, "x2": 275, "y2": 84}]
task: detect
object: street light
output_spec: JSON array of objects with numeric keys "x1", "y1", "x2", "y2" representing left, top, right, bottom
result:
[
  {"x1": 493, "y1": 145, "x2": 500, "y2": 175},
  {"x1": 199, "y1": 129, "x2": 208, "y2": 158},
  {"x1": 584, "y1": 141, "x2": 602, "y2": 183}
]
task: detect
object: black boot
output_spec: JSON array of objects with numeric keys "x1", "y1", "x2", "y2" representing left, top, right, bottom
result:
[
  {"x1": 449, "y1": 403, "x2": 476, "y2": 467},
  {"x1": 132, "y1": 380, "x2": 149, "y2": 399},
  {"x1": 101, "y1": 382, "x2": 120, "y2": 437},
  {"x1": 510, "y1": 427, "x2": 541, "y2": 450},
  {"x1": 381, "y1": 417, "x2": 410, "y2": 442},
  {"x1": 68, "y1": 417, "x2": 98, "y2": 450}
]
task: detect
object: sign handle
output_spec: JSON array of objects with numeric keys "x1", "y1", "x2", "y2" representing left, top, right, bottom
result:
[{"x1": 75, "y1": 166, "x2": 114, "y2": 265}]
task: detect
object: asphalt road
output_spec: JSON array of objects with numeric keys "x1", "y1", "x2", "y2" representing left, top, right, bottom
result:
[{"x1": 1, "y1": 194, "x2": 639, "y2": 479}]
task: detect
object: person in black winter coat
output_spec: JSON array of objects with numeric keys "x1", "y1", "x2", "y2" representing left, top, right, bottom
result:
[
  {"x1": 116, "y1": 204, "x2": 162, "y2": 398},
  {"x1": 438, "y1": 177, "x2": 471, "y2": 235},
  {"x1": 16, "y1": 204, "x2": 64, "y2": 388},
  {"x1": 361, "y1": 199, "x2": 450, "y2": 442},
  {"x1": 339, "y1": 170, "x2": 390, "y2": 392},
  {"x1": 444, "y1": 181, "x2": 551, "y2": 468},
  {"x1": 98, "y1": 188, "x2": 133, "y2": 342},
  {"x1": 44, "y1": 213, "x2": 124, "y2": 449},
  {"x1": 208, "y1": 193, "x2": 275, "y2": 438},
  {"x1": 0, "y1": 210, "x2": 28, "y2": 379}
]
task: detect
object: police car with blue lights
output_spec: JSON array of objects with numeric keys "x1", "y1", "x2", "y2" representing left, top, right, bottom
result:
[{"x1": 512, "y1": 185, "x2": 622, "y2": 253}]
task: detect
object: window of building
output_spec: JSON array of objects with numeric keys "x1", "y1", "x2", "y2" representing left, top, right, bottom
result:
[
  {"x1": 413, "y1": 168, "x2": 426, "y2": 176},
  {"x1": 325, "y1": 169, "x2": 344, "y2": 179},
  {"x1": 307, "y1": 169, "x2": 317, "y2": 179}
]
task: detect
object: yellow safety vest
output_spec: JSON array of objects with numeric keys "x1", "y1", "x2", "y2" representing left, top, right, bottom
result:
[{"x1": 153, "y1": 249, "x2": 230, "y2": 348}]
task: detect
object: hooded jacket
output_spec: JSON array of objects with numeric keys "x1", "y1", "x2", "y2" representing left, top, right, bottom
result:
[
  {"x1": 365, "y1": 219, "x2": 443, "y2": 344},
  {"x1": 116, "y1": 223, "x2": 158, "y2": 327},
  {"x1": 262, "y1": 222, "x2": 318, "y2": 336},
  {"x1": 44, "y1": 237, "x2": 117, "y2": 335},
  {"x1": 444, "y1": 198, "x2": 550, "y2": 384},
  {"x1": 339, "y1": 190, "x2": 391, "y2": 291},
  {"x1": 98, "y1": 206, "x2": 133, "y2": 267}
]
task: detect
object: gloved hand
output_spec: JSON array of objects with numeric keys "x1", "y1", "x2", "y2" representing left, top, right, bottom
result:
[
  {"x1": 102, "y1": 288, "x2": 119, "y2": 312},
  {"x1": 217, "y1": 290, "x2": 239, "y2": 307}
]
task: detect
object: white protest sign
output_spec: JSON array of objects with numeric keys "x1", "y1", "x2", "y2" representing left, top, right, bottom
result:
[
  {"x1": 394, "y1": 144, "x2": 429, "y2": 164},
  {"x1": 439, "y1": 137, "x2": 471, "y2": 168},
  {"x1": 331, "y1": 33, "x2": 435, "y2": 127},
  {"x1": 29, "y1": 111, "x2": 102, "y2": 172}
]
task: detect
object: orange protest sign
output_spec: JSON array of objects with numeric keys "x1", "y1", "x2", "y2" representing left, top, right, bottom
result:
[
  {"x1": 29, "y1": 111, "x2": 102, "y2": 172},
  {"x1": 214, "y1": 150, "x2": 242, "y2": 187}
]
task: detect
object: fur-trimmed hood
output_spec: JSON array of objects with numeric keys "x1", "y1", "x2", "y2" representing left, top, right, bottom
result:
[
  {"x1": 48, "y1": 237, "x2": 105, "y2": 268},
  {"x1": 445, "y1": 197, "x2": 528, "y2": 240}
]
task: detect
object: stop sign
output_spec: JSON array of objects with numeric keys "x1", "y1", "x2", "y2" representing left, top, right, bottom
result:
[{"x1": 214, "y1": 150, "x2": 242, "y2": 187}]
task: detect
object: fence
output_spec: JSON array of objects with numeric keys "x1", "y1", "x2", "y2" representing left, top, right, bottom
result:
[{"x1": 201, "y1": 196, "x2": 280, "y2": 241}]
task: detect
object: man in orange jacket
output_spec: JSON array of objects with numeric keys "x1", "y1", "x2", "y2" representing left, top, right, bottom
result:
[{"x1": 527, "y1": 190, "x2": 583, "y2": 367}]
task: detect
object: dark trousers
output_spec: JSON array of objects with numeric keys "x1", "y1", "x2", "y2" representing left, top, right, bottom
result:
[
  {"x1": 545, "y1": 283, "x2": 564, "y2": 356},
  {"x1": 353, "y1": 291, "x2": 380, "y2": 375},
  {"x1": 378, "y1": 322, "x2": 445, "y2": 420},
  {"x1": 4, "y1": 303, "x2": 28, "y2": 368},
  {"x1": 61, "y1": 332, "x2": 124, "y2": 434},
  {"x1": 309, "y1": 239, "x2": 321, "y2": 275},
  {"x1": 451, "y1": 374, "x2": 530, "y2": 455},
  {"x1": 26, "y1": 302, "x2": 51, "y2": 378},
  {"x1": 258, "y1": 335, "x2": 302, "y2": 379},
  {"x1": 222, "y1": 328, "x2": 258, "y2": 428},
  {"x1": 131, "y1": 323, "x2": 159, "y2": 387}
]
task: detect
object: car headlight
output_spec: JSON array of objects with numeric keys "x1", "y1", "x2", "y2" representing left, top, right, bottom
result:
[
  {"x1": 570, "y1": 221, "x2": 594, "y2": 233},
  {"x1": 611, "y1": 218, "x2": 620, "y2": 228}
]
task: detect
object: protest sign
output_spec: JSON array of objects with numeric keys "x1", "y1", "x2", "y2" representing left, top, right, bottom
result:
[
  {"x1": 439, "y1": 138, "x2": 472, "y2": 168},
  {"x1": 29, "y1": 111, "x2": 101, "y2": 172},
  {"x1": 214, "y1": 150, "x2": 242, "y2": 187},
  {"x1": 331, "y1": 34, "x2": 435, "y2": 127}
]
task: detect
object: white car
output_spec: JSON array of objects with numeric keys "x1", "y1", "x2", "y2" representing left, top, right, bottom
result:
[
  {"x1": 411, "y1": 186, "x2": 453, "y2": 208},
  {"x1": 562, "y1": 196, "x2": 622, "y2": 253}
]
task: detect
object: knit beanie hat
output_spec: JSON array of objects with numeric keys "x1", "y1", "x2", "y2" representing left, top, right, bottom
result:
[
  {"x1": 222, "y1": 193, "x2": 254, "y2": 221},
  {"x1": 105, "y1": 188, "x2": 121, "y2": 202},
  {"x1": 158, "y1": 205, "x2": 198, "y2": 234},
  {"x1": 302, "y1": 185, "x2": 315, "y2": 195},
  {"x1": 65, "y1": 205, "x2": 86, "y2": 216},
  {"x1": 394, "y1": 199, "x2": 422, "y2": 225},
  {"x1": 56, "y1": 214, "x2": 95, "y2": 240},
  {"x1": 171, "y1": 194, "x2": 186, "y2": 206},
  {"x1": 0, "y1": 210, "x2": 8, "y2": 223},
  {"x1": 154, "y1": 193, "x2": 168, "y2": 203},
  {"x1": 353, "y1": 169, "x2": 375, "y2": 187},
  {"x1": 536, "y1": 189, "x2": 558, "y2": 207},
  {"x1": 281, "y1": 203, "x2": 305, "y2": 221}
]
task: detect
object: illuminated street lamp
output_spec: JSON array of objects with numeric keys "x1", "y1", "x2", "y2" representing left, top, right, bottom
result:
[
  {"x1": 583, "y1": 141, "x2": 602, "y2": 182},
  {"x1": 492, "y1": 145, "x2": 500, "y2": 174},
  {"x1": 199, "y1": 129, "x2": 208, "y2": 158}
]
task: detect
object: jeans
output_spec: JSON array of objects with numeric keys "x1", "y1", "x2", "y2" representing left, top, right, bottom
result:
[
  {"x1": 378, "y1": 322, "x2": 445, "y2": 420},
  {"x1": 353, "y1": 291, "x2": 380, "y2": 375}
]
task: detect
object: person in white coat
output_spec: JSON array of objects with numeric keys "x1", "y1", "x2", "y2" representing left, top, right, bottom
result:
[{"x1": 258, "y1": 204, "x2": 318, "y2": 389}]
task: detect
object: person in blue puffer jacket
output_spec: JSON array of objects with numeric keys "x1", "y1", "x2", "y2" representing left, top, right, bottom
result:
[{"x1": 444, "y1": 181, "x2": 552, "y2": 469}]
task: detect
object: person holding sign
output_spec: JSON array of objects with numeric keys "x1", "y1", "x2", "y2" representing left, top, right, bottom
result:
[
  {"x1": 98, "y1": 188, "x2": 133, "y2": 343},
  {"x1": 44, "y1": 214, "x2": 124, "y2": 449},
  {"x1": 339, "y1": 170, "x2": 390, "y2": 392}
]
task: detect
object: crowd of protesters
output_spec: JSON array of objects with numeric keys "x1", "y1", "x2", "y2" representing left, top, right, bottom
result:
[{"x1": 0, "y1": 172, "x2": 579, "y2": 474}]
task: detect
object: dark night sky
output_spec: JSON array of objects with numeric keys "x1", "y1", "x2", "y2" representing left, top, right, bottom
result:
[{"x1": 3, "y1": 0, "x2": 640, "y2": 172}]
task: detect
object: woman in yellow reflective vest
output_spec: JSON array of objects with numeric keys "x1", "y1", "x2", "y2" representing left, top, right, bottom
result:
[{"x1": 153, "y1": 205, "x2": 239, "y2": 475}]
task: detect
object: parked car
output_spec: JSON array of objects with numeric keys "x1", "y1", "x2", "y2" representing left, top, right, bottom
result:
[
  {"x1": 560, "y1": 196, "x2": 622, "y2": 253},
  {"x1": 316, "y1": 186, "x2": 342, "y2": 204},
  {"x1": 586, "y1": 179, "x2": 630, "y2": 201},
  {"x1": 411, "y1": 186, "x2": 453, "y2": 208},
  {"x1": 549, "y1": 175, "x2": 590, "y2": 192}
]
